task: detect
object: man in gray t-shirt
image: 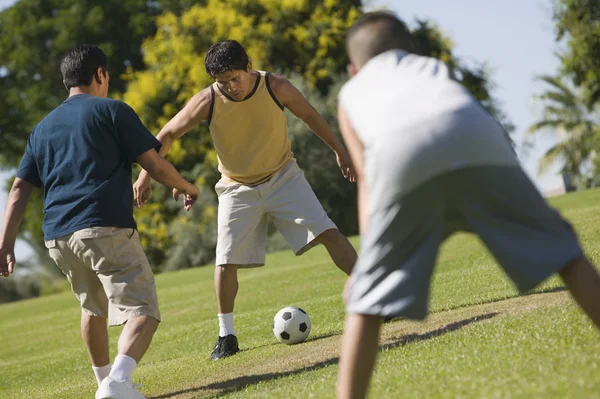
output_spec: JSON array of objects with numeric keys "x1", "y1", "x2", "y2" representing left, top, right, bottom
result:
[{"x1": 335, "y1": 11, "x2": 600, "y2": 399}]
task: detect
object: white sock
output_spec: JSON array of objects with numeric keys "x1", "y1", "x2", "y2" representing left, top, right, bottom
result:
[
  {"x1": 218, "y1": 313, "x2": 235, "y2": 337},
  {"x1": 109, "y1": 355, "x2": 137, "y2": 382},
  {"x1": 92, "y1": 364, "x2": 111, "y2": 386}
]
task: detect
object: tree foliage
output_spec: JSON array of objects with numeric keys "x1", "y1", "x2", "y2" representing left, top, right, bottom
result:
[
  {"x1": 553, "y1": 0, "x2": 600, "y2": 108},
  {"x1": 528, "y1": 75, "x2": 600, "y2": 186}
]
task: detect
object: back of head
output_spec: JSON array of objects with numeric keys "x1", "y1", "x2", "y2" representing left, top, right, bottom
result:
[
  {"x1": 346, "y1": 11, "x2": 414, "y2": 68},
  {"x1": 204, "y1": 40, "x2": 250, "y2": 78},
  {"x1": 60, "y1": 44, "x2": 108, "y2": 90}
]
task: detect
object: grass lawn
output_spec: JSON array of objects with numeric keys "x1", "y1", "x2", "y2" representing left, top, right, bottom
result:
[{"x1": 1, "y1": 189, "x2": 599, "y2": 398}]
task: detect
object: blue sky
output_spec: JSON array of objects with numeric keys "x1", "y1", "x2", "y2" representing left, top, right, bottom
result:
[
  {"x1": 380, "y1": 0, "x2": 564, "y2": 190},
  {"x1": 0, "y1": 0, "x2": 566, "y2": 260}
]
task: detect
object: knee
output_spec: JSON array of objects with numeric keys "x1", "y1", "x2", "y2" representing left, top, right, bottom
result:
[
  {"x1": 215, "y1": 264, "x2": 239, "y2": 277},
  {"x1": 316, "y1": 229, "x2": 342, "y2": 246}
]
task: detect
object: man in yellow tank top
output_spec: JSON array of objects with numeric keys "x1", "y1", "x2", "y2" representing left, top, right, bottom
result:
[{"x1": 133, "y1": 40, "x2": 358, "y2": 360}]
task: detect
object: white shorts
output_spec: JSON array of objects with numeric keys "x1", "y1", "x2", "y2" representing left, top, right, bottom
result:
[{"x1": 215, "y1": 160, "x2": 337, "y2": 267}]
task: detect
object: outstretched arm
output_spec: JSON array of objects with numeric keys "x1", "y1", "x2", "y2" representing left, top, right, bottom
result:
[
  {"x1": 134, "y1": 87, "x2": 213, "y2": 206},
  {"x1": 269, "y1": 74, "x2": 356, "y2": 182}
]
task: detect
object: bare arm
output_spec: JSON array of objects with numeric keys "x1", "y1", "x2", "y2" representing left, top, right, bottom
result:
[
  {"x1": 0, "y1": 178, "x2": 36, "y2": 276},
  {"x1": 337, "y1": 105, "x2": 367, "y2": 234},
  {"x1": 137, "y1": 88, "x2": 213, "y2": 184},
  {"x1": 270, "y1": 74, "x2": 356, "y2": 181}
]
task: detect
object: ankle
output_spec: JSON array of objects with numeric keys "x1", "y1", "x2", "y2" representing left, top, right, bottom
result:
[
  {"x1": 218, "y1": 312, "x2": 235, "y2": 337},
  {"x1": 108, "y1": 354, "x2": 137, "y2": 382}
]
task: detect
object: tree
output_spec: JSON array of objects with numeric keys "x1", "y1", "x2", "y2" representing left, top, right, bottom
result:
[
  {"x1": 553, "y1": 0, "x2": 600, "y2": 108},
  {"x1": 527, "y1": 75, "x2": 600, "y2": 186}
]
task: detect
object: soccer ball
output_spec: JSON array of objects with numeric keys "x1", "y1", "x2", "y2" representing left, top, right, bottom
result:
[{"x1": 272, "y1": 306, "x2": 311, "y2": 344}]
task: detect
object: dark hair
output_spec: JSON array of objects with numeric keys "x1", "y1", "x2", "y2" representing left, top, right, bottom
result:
[
  {"x1": 346, "y1": 11, "x2": 414, "y2": 65},
  {"x1": 60, "y1": 44, "x2": 108, "y2": 89},
  {"x1": 204, "y1": 40, "x2": 249, "y2": 78}
]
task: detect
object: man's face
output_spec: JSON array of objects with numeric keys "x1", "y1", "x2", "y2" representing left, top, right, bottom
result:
[{"x1": 214, "y1": 67, "x2": 252, "y2": 101}]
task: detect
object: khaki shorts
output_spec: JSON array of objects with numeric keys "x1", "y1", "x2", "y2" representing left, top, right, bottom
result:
[
  {"x1": 45, "y1": 227, "x2": 160, "y2": 326},
  {"x1": 215, "y1": 160, "x2": 338, "y2": 267}
]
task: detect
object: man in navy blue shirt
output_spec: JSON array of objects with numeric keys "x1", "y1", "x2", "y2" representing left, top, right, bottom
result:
[{"x1": 0, "y1": 45, "x2": 199, "y2": 399}]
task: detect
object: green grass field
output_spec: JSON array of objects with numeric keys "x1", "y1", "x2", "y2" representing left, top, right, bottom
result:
[{"x1": 2, "y1": 189, "x2": 600, "y2": 399}]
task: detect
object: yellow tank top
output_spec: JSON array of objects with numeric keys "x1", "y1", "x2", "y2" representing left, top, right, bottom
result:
[{"x1": 208, "y1": 71, "x2": 294, "y2": 185}]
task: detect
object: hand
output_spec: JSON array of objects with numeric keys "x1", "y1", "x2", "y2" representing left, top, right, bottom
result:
[
  {"x1": 133, "y1": 177, "x2": 152, "y2": 208},
  {"x1": 0, "y1": 246, "x2": 16, "y2": 277},
  {"x1": 335, "y1": 150, "x2": 356, "y2": 182},
  {"x1": 173, "y1": 184, "x2": 200, "y2": 212}
]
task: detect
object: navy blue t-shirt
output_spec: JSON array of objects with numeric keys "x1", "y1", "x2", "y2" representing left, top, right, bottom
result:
[{"x1": 16, "y1": 94, "x2": 161, "y2": 240}]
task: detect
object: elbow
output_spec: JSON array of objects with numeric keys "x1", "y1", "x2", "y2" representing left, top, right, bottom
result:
[
  {"x1": 144, "y1": 157, "x2": 164, "y2": 178},
  {"x1": 12, "y1": 177, "x2": 34, "y2": 191},
  {"x1": 157, "y1": 129, "x2": 175, "y2": 146}
]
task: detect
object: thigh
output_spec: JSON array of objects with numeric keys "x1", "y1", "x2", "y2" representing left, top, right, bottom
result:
[
  {"x1": 448, "y1": 166, "x2": 584, "y2": 292},
  {"x1": 216, "y1": 181, "x2": 268, "y2": 267},
  {"x1": 46, "y1": 236, "x2": 108, "y2": 318},
  {"x1": 265, "y1": 162, "x2": 337, "y2": 255},
  {"x1": 70, "y1": 227, "x2": 160, "y2": 326},
  {"x1": 347, "y1": 179, "x2": 446, "y2": 320}
]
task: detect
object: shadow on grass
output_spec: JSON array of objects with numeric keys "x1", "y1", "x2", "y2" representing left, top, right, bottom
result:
[
  {"x1": 526, "y1": 286, "x2": 567, "y2": 296},
  {"x1": 149, "y1": 312, "x2": 498, "y2": 399},
  {"x1": 241, "y1": 331, "x2": 341, "y2": 353}
]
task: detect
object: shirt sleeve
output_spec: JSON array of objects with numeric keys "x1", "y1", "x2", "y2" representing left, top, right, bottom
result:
[
  {"x1": 15, "y1": 137, "x2": 42, "y2": 188},
  {"x1": 113, "y1": 101, "x2": 162, "y2": 163}
]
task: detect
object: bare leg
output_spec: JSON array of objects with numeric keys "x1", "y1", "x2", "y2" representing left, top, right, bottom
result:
[
  {"x1": 81, "y1": 312, "x2": 110, "y2": 366},
  {"x1": 337, "y1": 313, "x2": 382, "y2": 399},
  {"x1": 317, "y1": 229, "x2": 357, "y2": 275},
  {"x1": 560, "y1": 256, "x2": 600, "y2": 329},
  {"x1": 117, "y1": 315, "x2": 159, "y2": 362},
  {"x1": 215, "y1": 264, "x2": 239, "y2": 314}
]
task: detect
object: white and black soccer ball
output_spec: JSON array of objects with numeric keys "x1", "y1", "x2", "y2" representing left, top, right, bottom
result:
[{"x1": 272, "y1": 306, "x2": 311, "y2": 344}]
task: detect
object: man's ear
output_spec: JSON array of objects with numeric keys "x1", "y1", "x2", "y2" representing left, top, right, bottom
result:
[
  {"x1": 93, "y1": 67, "x2": 103, "y2": 85},
  {"x1": 347, "y1": 63, "x2": 359, "y2": 77}
]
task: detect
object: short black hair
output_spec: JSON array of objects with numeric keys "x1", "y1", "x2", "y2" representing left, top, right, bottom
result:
[
  {"x1": 204, "y1": 40, "x2": 249, "y2": 78},
  {"x1": 60, "y1": 44, "x2": 108, "y2": 89},
  {"x1": 346, "y1": 11, "x2": 414, "y2": 67}
]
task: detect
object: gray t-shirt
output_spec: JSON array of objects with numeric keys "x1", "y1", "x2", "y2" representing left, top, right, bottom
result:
[{"x1": 339, "y1": 50, "x2": 518, "y2": 208}]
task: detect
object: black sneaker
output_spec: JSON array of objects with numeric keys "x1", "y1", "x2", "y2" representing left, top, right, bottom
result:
[{"x1": 210, "y1": 334, "x2": 239, "y2": 360}]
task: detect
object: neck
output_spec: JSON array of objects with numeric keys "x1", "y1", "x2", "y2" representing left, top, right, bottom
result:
[
  {"x1": 244, "y1": 70, "x2": 257, "y2": 97},
  {"x1": 68, "y1": 86, "x2": 96, "y2": 98}
]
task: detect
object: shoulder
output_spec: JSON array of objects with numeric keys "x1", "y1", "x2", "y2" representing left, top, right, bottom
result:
[
  {"x1": 104, "y1": 98, "x2": 135, "y2": 113},
  {"x1": 26, "y1": 122, "x2": 43, "y2": 147},
  {"x1": 338, "y1": 75, "x2": 363, "y2": 112},
  {"x1": 183, "y1": 87, "x2": 214, "y2": 121},
  {"x1": 189, "y1": 86, "x2": 213, "y2": 108},
  {"x1": 265, "y1": 72, "x2": 292, "y2": 94},
  {"x1": 82, "y1": 97, "x2": 136, "y2": 121}
]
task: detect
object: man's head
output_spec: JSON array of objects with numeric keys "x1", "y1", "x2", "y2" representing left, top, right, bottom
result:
[
  {"x1": 60, "y1": 45, "x2": 109, "y2": 97},
  {"x1": 346, "y1": 11, "x2": 414, "y2": 76},
  {"x1": 205, "y1": 40, "x2": 253, "y2": 101}
]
